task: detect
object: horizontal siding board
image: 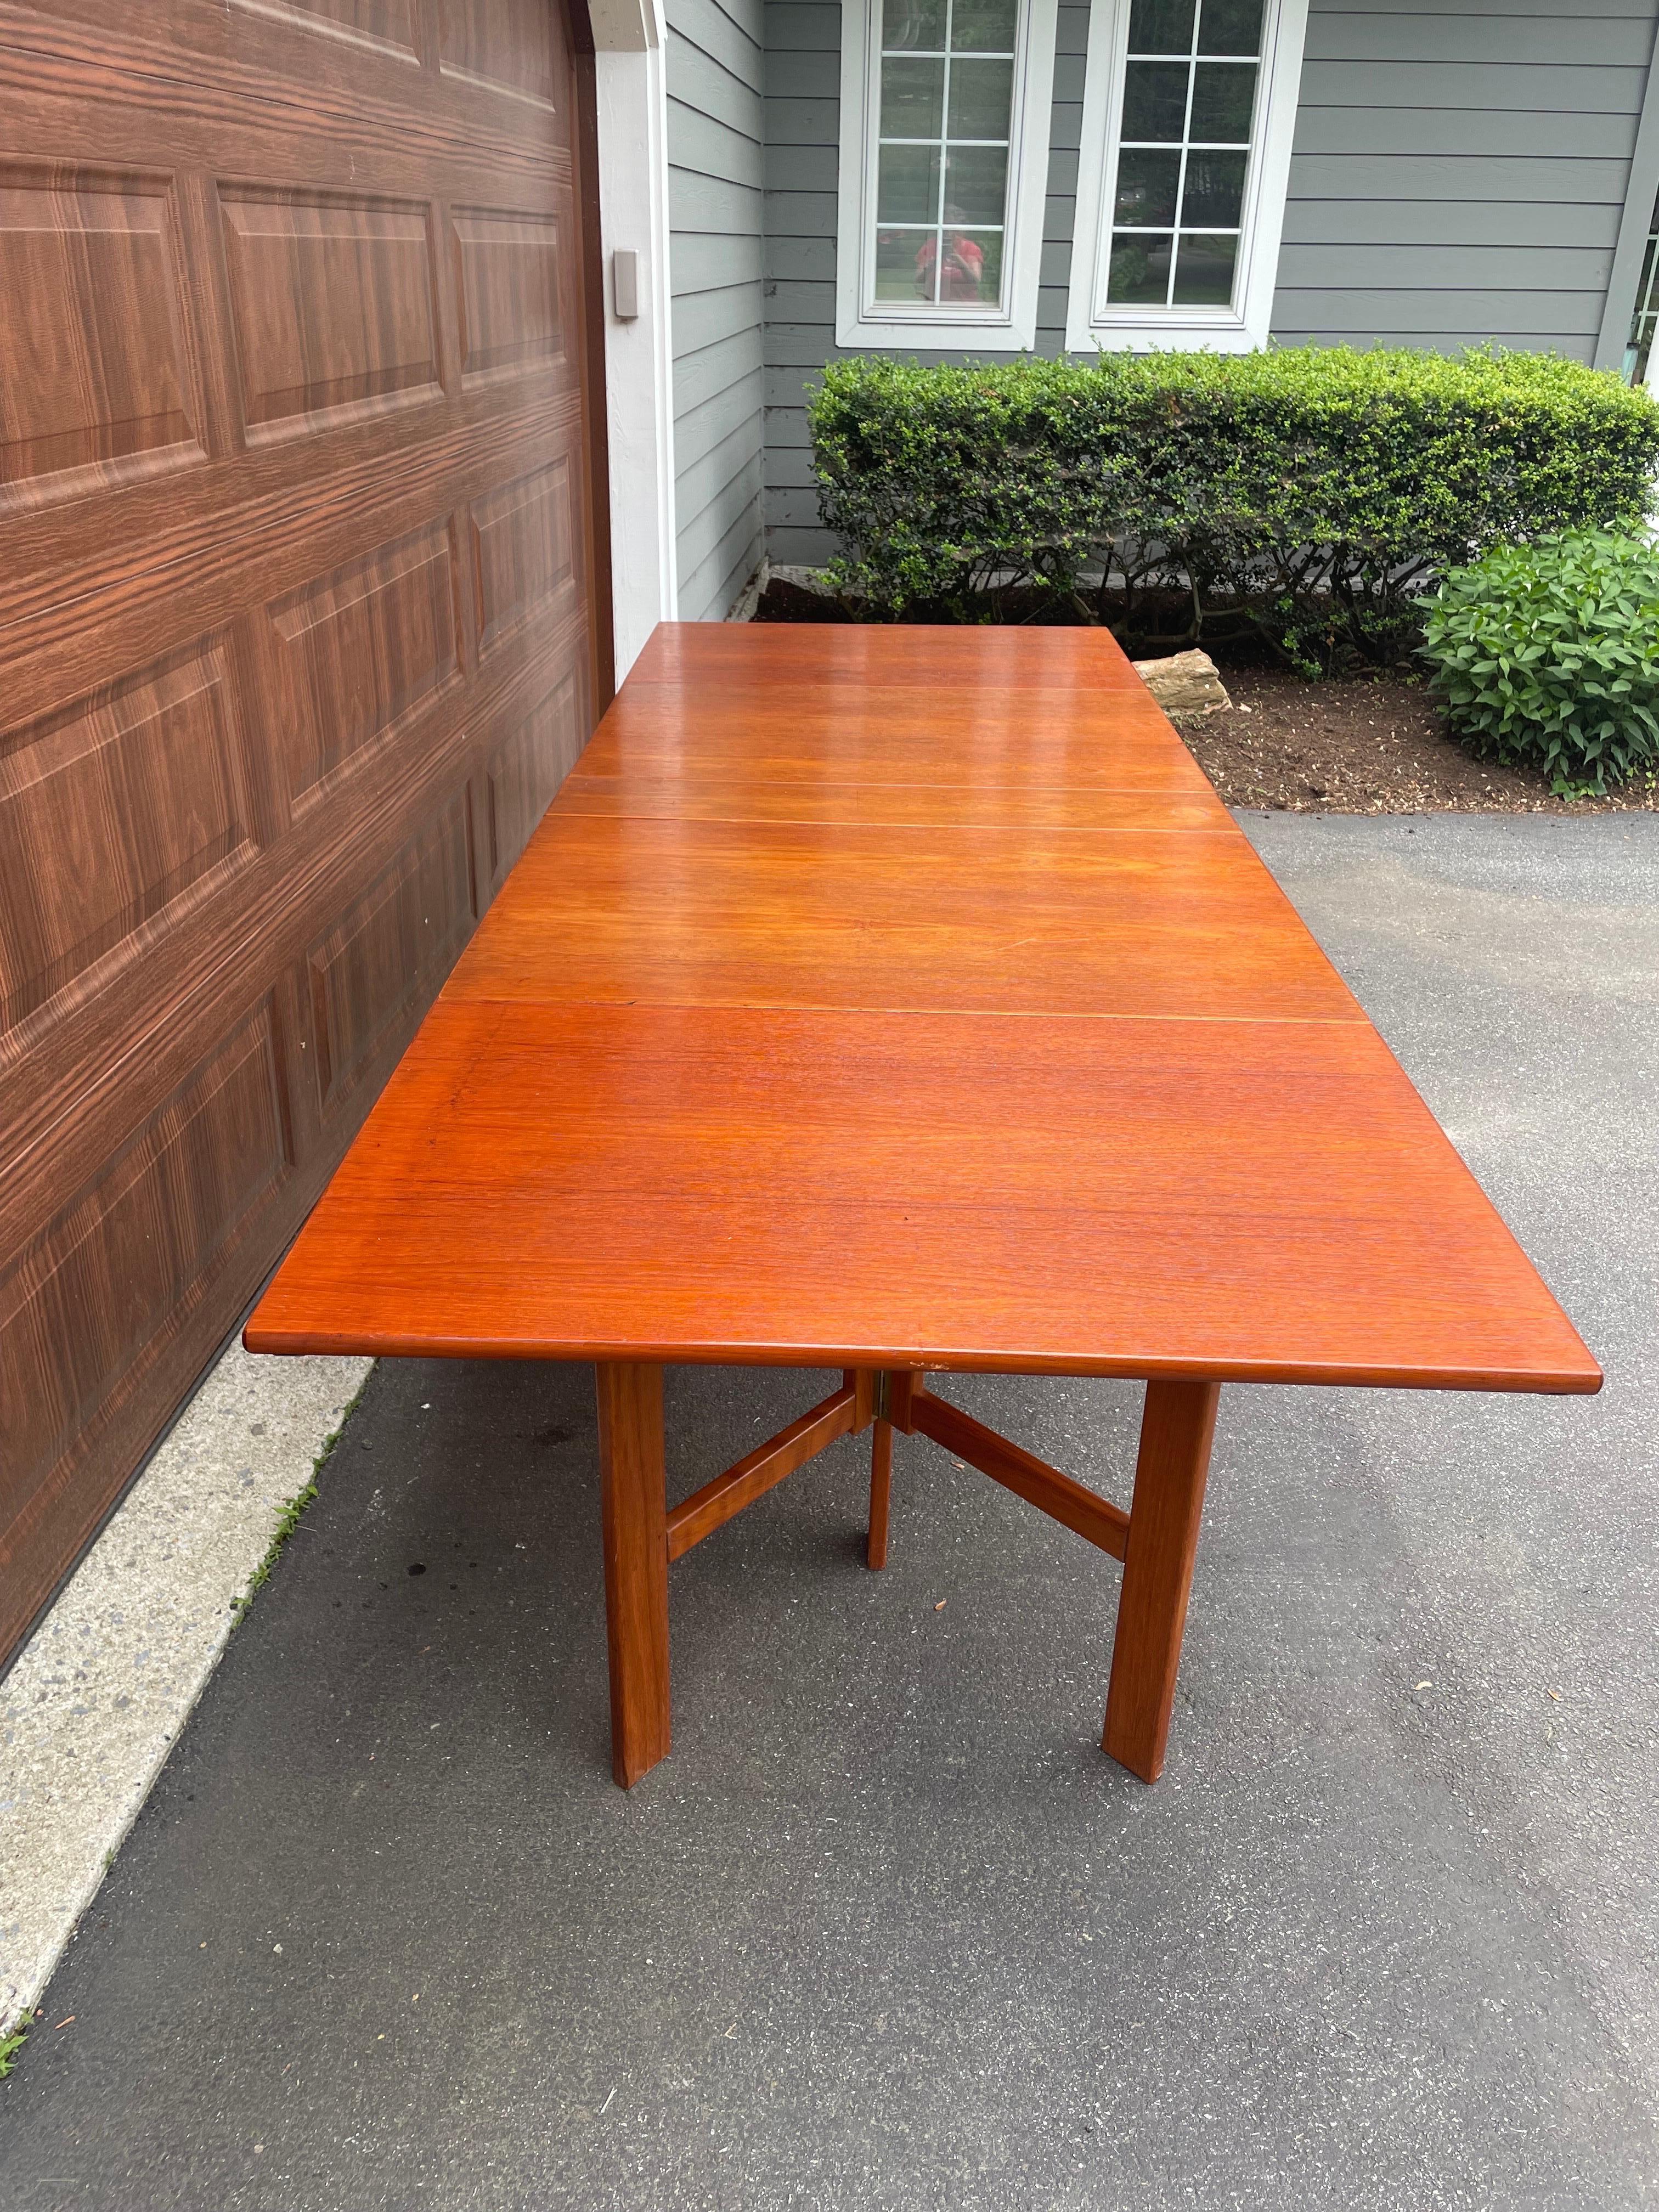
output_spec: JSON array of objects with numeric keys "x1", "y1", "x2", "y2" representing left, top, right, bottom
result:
[
  {"x1": 675, "y1": 403, "x2": 766, "y2": 525},
  {"x1": 676, "y1": 326, "x2": 767, "y2": 416},
  {"x1": 669, "y1": 31, "x2": 766, "y2": 134},
  {"x1": 765, "y1": 141, "x2": 839, "y2": 189},
  {"x1": 672, "y1": 0, "x2": 764, "y2": 88},
  {"x1": 766, "y1": 48, "x2": 839, "y2": 98},
  {"x1": 764, "y1": 442, "x2": 820, "y2": 490},
  {"x1": 768, "y1": 484, "x2": 832, "y2": 530},
  {"x1": 672, "y1": 278, "x2": 764, "y2": 356},
  {"x1": 1282, "y1": 152, "x2": 1635, "y2": 202},
  {"x1": 1304, "y1": 12, "x2": 1656, "y2": 65},
  {"x1": 766, "y1": 189, "x2": 839, "y2": 235},
  {"x1": 1295, "y1": 60, "x2": 1647, "y2": 111},
  {"x1": 1270, "y1": 287, "x2": 1607, "y2": 334},
  {"x1": 1291, "y1": 108, "x2": 1639, "y2": 157},
  {"x1": 1281, "y1": 199, "x2": 1623, "y2": 248},
  {"x1": 669, "y1": 103, "x2": 765, "y2": 184},
  {"x1": 682, "y1": 510, "x2": 768, "y2": 623},
  {"x1": 679, "y1": 449, "x2": 766, "y2": 576},
  {"x1": 670, "y1": 170, "x2": 768, "y2": 233},
  {"x1": 767, "y1": 524, "x2": 836, "y2": 562},
  {"x1": 679, "y1": 368, "x2": 766, "y2": 451},
  {"x1": 768, "y1": 94, "x2": 842, "y2": 144},
  {"x1": 764, "y1": 1, "x2": 840, "y2": 48},
  {"x1": 674, "y1": 230, "x2": 766, "y2": 291},
  {"x1": 1277, "y1": 244, "x2": 1616, "y2": 289},
  {"x1": 766, "y1": 233, "x2": 836, "y2": 280},
  {"x1": 1338, "y1": 0, "x2": 1652, "y2": 13},
  {"x1": 764, "y1": 404, "x2": 815, "y2": 448}
]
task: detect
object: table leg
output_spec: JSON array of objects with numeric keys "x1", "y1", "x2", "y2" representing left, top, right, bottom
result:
[
  {"x1": 595, "y1": 1362, "x2": 671, "y2": 1788},
  {"x1": 1103, "y1": 1380, "x2": 1221, "y2": 1784},
  {"x1": 867, "y1": 1417, "x2": 894, "y2": 1570}
]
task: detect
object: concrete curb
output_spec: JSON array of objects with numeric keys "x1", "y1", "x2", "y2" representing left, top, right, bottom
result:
[{"x1": 0, "y1": 1341, "x2": 371, "y2": 2032}]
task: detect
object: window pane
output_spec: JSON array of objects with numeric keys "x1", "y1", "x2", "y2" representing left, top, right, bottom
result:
[
  {"x1": 950, "y1": 0, "x2": 1018, "y2": 52},
  {"x1": 1127, "y1": 0, "x2": 1195, "y2": 54},
  {"x1": 1121, "y1": 59, "x2": 1189, "y2": 140},
  {"x1": 1196, "y1": 0, "x2": 1265, "y2": 54},
  {"x1": 881, "y1": 55, "x2": 945, "y2": 136},
  {"x1": 947, "y1": 56, "x2": 1014, "y2": 138},
  {"x1": 876, "y1": 227, "x2": 939, "y2": 300},
  {"x1": 944, "y1": 142, "x2": 1010, "y2": 224},
  {"x1": 1108, "y1": 230, "x2": 1172, "y2": 304},
  {"x1": 935, "y1": 227, "x2": 1004, "y2": 302},
  {"x1": 1189, "y1": 60, "x2": 1256, "y2": 140},
  {"x1": 1181, "y1": 148, "x2": 1247, "y2": 227},
  {"x1": 878, "y1": 143, "x2": 943, "y2": 223},
  {"x1": 882, "y1": 0, "x2": 946, "y2": 51},
  {"x1": 1115, "y1": 146, "x2": 1182, "y2": 227},
  {"x1": 1171, "y1": 230, "x2": 1239, "y2": 303}
]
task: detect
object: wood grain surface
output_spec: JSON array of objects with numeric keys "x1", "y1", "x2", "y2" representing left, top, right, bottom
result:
[
  {"x1": 0, "y1": 0, "x2": 607, "y2": 1665},
  {"x1": 247, "y1": 623, "x2": 1600, "y2": 1396}
]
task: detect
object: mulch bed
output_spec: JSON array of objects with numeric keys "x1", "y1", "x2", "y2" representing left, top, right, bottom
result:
[
  {"x1": 1182, "y1": 666, "x2": 1658, "y2": 816},
  {"x1": 751, "y1": 577, "x2": 1658, "y2": 815}
]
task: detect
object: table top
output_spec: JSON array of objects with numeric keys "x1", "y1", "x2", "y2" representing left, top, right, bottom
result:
[{"x1": 245, "y1": 624, "x2": 1601, "y2": 1394}]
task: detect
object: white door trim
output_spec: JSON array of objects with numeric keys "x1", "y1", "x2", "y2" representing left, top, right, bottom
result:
[{"x1": 589, "y1": 0, "x2": 678, "y2": 679}]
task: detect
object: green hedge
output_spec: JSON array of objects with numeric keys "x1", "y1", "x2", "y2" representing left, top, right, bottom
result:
[
  {"x1": 1420, "y1": 531, "x2": 1659, "y2": 794},
  {"x1": 808, "y1": 347, "x2": 1659, "y2": 670}
]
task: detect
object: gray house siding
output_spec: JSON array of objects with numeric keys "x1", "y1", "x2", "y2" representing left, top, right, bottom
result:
[
  {"x1": 1274, "y1": 3, "x2": 1659, "y2": 356},
  {"x1": 668, "y1": 0, "x2": 768, "y2": 619},
  {"x1": 755, "y1": 0, "x2": 1659, "y2": 572}
]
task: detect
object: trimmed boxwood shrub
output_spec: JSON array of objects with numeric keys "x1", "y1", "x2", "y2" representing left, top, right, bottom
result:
[
  {"x1": 808, "y1": 347, "x2": 1659, "y2": 671},
  {"x1": 1419, "y1": 531, "x2": 1659, "y2": 794}
]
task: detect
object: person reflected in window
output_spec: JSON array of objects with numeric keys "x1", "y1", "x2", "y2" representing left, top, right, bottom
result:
[{"x1": 917, "y1": 212, "x2": 987, "y2": 303}]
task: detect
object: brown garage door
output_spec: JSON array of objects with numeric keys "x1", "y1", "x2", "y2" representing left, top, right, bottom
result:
[{"x1": 0, "y1": 0, "x2": 609, "y2": 1660}]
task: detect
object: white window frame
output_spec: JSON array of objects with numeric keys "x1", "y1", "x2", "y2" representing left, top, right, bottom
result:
[
  {"x1": 1065, "y1": 0, "x2": 1308, "y2": 354},
  {"x1": 836, "y1": 0, "x2": 1060, "y2": 352}
]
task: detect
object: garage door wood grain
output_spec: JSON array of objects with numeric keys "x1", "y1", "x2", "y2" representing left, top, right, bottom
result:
[{"x1": 0, "y1": 0, "x2": 607, "y2": 1661}]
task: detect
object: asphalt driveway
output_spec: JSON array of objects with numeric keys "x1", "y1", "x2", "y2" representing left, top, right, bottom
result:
[{"x1": 2, "y1": 812, "x2": 1655, "y2": 2211}]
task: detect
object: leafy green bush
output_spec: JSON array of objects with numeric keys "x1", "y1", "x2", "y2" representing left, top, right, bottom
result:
[
  {"x1": 1419, "y1": 531, "x2": 1659, "y2": 793},
  {"x1": 808, "y1": 348, "x2": 1659, "y2": 670}
]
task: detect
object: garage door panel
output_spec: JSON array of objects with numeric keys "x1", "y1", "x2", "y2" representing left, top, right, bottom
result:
[
  {"x1": 268, "y1": 510, "x2": 467, "y2": 810},
  {"x1": 0, "y1": 162, "x2": 206, "y2": 510},
  {"x1": 484, "y1": 664, "x2": 583, "y2": 888},
  {"x1": 0, "y1": 993, "x2": 295, "y2": 1540},
  {"x1": 234, "y1": 0, "x2": 424, "y2": 66},
  {"x1": 0, "y1": 633, "x2": 259, "y2": 1050},
  {"x1": 0, "y1": 0, "x2": 602, "y2": 1660},
  {"x1": 470, "y1": 454, "x2": 578, "y2": 657},
  {"x1": 219, "y1": 184, "x2": 447, "y2": 441},
  {"x1": 452, "y1": 204, "x2": 568, "y2": 383},
  {"x1": 438, "y1": 0, "x2": 562, "y2": 109},
  {"x1": 306, "y1": 781, "x2": 478, "y2": 1112}
]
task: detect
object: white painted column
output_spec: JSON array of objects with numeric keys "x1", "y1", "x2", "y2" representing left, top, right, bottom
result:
[{"x1": 590, "y1": 0, "x2": 678, "y2": 680}]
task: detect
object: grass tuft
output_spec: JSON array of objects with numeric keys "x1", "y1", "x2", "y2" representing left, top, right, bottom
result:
[{"x1": 231, "y1": 1376, "x2": 369, "y2": 1622}]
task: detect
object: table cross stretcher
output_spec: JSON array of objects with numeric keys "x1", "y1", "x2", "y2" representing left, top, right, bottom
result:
[{"x1": 246, "y1": 624, "x2": 1601, "y2": 1790}]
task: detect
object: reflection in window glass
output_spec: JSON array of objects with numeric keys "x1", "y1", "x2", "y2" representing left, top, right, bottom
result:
[
  {"x1": 1107, "y1": 0, "x2": 1263, "y2": 310},
  {"x1": 873, "y1": 0, "x2": 1017, "y2": 307}
]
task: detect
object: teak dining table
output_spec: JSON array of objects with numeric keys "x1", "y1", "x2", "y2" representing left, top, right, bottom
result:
[{"x1": 245, "y1": 623, "x2": 1601, "y2": 1790}]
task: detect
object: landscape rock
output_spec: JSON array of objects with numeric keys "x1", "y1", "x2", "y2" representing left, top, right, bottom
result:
[{"x1": 1131, "y1": 647, "x2": 1231, "y2": 718}]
